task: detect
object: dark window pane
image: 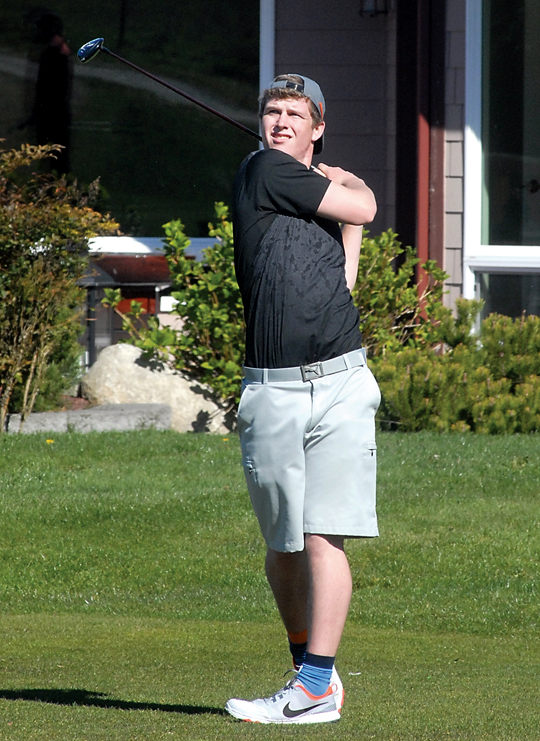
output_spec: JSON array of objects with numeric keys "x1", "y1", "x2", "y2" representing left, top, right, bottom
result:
[
  {"x1": 482, "y1": 0, "x2": 540, "y2": 245},
  {"x1": 478, "y1": 273, "x2": 540, "y2": 318}
]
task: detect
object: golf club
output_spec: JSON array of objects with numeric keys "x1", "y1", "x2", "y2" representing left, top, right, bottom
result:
[{"x1": 77, "y1": 38, "x2": 262, "y2": 142}]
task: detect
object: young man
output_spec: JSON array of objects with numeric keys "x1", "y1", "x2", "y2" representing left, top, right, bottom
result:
[{"x1": 225, "y1": 74, "x2": 380, "y2": 725}]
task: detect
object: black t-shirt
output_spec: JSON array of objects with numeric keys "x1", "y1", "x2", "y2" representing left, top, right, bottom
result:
[{"x1": 232, "y1": 148, "x2": 363, "y2": 369}]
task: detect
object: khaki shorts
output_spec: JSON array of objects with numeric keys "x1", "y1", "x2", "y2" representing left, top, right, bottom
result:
[{"x1": 237, "y1": 351, "x2": 381, "y2": 552}]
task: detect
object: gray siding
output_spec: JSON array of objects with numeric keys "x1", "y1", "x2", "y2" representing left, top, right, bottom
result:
[
  {"x1": 444, "y1": 0, "x2": 466, "y2": 306},
  {"x1": 274, "y1": 1, "x2": 396, "y2": 236}
]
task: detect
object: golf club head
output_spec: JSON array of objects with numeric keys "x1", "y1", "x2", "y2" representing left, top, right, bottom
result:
[{"x1": 77, "y1": 37, "x2": 105, "y2": 64}]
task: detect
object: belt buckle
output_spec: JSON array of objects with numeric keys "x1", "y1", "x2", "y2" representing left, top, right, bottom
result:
[{"x1": 301, "y1": 361, "x2": 323, "y2": 382}]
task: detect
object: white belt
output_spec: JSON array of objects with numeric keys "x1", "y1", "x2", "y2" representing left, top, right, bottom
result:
[{"x1": 242, "y1": 348, "x2": 367, "y2": 383}]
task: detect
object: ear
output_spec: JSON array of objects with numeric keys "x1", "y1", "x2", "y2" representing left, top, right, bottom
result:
[{"x1": 311, "y1": 120, "x2": 325, "y2": 145}]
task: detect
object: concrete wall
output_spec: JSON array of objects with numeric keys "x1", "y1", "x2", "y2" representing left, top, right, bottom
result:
[
  {"x1": 444, "y1": 0, "x2": 466, "y2": 306},
  {"x1": 274, "y1": 1, "x2": 396, "y2": 236}
]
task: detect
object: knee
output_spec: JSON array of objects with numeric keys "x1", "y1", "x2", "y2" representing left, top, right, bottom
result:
[
  {"x1": 305, "y1": 533, "x2": 345, "y2": 559},
  {"x1": 266, "y1": 547, "x2": 306, "y2": 576}
]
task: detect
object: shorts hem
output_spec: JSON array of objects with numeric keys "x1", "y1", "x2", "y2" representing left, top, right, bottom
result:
[
  {"x1": 303, "y1": 527, "x2": 379, "y2": 538},
  {"x1": 266, "y1": 540, "x2": 306, "y2": 553}
]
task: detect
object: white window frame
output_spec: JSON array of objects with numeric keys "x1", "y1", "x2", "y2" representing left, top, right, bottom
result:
[
  {"x1": 463, "y1": 0, "x2": 540, "y2": 302},
  {"x1": 259, "y1": 0, "x2": 275, "y2": 93}
]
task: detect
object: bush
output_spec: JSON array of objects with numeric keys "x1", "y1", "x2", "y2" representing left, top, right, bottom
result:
[
  {"x1": 373, "y1": 309, "x2": 540, "y2": 433},
  {"x1": 104, "y1": 203, "x2": 244, "y2": 405},
  {"x1": 352, "y1": 229, "x2": 448, "y2": 355},
  {"x1": 0, "y1": 143, "x2": 118, "y2": 432},
  {"x1": 109, "y1": 215, "x2": 450, "y2": 406},
  {"x1": 108, "y1": 204, "x2": 540, "y2": 433},
  {"x1": 163, "y1": 203, "x2": 244, "y2": 403}
]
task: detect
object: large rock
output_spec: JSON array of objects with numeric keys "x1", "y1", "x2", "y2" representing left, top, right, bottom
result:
[{"x1": 80, "y1": 344, "x2": 232, "y2": 434}]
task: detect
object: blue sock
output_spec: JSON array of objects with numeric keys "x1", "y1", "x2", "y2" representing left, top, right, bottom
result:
[{"x1": 296, "y1": 652, "x2": 334, "y2": 696}]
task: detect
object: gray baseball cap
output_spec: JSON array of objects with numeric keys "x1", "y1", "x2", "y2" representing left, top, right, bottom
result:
[{"x1": 267, "y1": 74, "x2": 325, "y2": 154}]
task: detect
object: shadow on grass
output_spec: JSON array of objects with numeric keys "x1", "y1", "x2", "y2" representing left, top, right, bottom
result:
[{"x1": 0, "y1": 688, "x2": 227, "y2": 716}]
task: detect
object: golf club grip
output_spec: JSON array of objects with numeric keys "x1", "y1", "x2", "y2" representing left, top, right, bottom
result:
[{"x1": 102, "y1": 47, "x2": 262, "y2": 142}]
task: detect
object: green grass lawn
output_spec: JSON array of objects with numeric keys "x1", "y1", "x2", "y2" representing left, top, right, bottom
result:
[{"x1": 1, "y1": 430, "x2": 539, "y2": 739}]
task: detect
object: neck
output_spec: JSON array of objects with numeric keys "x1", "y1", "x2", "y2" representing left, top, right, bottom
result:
[{"x1": 262, "y1": 143, "x2": 314, "y2": 168}]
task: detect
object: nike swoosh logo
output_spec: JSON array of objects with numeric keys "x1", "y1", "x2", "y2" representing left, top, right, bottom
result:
[{"x1": 282, "y1": 701, "x2": 327, "y2": 718}]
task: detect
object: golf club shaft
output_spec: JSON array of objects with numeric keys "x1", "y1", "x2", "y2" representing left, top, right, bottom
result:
[{"x1": 101, "y1": 46, "x2": 262, "y2": 142}]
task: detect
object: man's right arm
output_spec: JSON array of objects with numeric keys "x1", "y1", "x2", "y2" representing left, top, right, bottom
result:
[{"x1": 315, "y1": 164, "x2": 377, "y2": 226}]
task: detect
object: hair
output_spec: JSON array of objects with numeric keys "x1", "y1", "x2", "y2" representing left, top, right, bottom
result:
[
  {"x1": 258, "y1": 74, "x2": 322, "y2": 128},
  {"x1": 36, "y1": 12, "x2": 64, "y2": 40}
]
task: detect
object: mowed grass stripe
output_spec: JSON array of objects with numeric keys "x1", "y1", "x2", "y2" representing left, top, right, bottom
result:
[
  {"x1": 1, "y1": 431, "x2": 538, "y2": 634},
  {"x1": 1, "y1": 431, "x2": 268, "y2": 621},
  {"x1": 1, "y1": 615, "x2": 539, "y2": 740}
]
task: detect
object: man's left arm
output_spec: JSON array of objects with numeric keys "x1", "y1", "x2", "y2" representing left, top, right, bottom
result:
[
  {"x1": 315, "y1": 164, "x2": 377, "y2": 291},
  {"x1": 315, "y1": 164, "x2": 377, "y2": 226}
]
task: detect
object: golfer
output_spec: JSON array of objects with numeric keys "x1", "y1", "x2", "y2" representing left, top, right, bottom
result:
[{"x1": 225, "y1": 74, "x2": 380, "y2": 725}]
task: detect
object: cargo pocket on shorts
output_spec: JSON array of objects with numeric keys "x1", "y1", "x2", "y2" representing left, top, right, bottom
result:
[
  {"x1": 363, "y1": 442, "x2": 378, "y2": 502},
  {"x1": 367, "y1": 442, "x2": 377, "y2": 459},
  {"x1": 243, "y1": 457, "x2": 259, "y2": 486}
]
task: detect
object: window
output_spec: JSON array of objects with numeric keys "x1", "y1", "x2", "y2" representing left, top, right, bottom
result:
[
  {"x1": 477, "y1": 273, "x2": 540, "y2": 319},
  {"x1": 463, "y1": 0, "x2": 540, "y2": 315},
  {"x1": 482, "y1": 0, "x2": 540, "y2": 246}
]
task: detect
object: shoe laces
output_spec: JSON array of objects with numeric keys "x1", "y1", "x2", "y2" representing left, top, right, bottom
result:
[
  {"x1": 282, "y1": 667, "x2": 298, "y2": 680},
  {"x1": 268, "y1": 676, "x2": 298, "y2": 704}
]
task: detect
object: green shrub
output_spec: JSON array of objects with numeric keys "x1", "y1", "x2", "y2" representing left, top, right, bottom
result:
[
  {"x1": 109, "y1": 206, "x2": 540, "y2": 433},
  {"x1": 111, "y1": 218, "x2": 449, "y2": 406},
  {"x1": 163, "y1": 203, "x2": 245, "y2": 403},
  {"x1": 481, "y1": 313, "x2": 540, "y2": 383},
  {"x1": 0, "y1": 143, "x2": 118, "y2": 432},
  {"x1": 104, "y1": 202, "x2": 244, "y2": 405},
  {"x1": 374, "y1": 311, "x2": 540, "y2": 433},
  {"x1": 352, "y1": 229, "x2": 449, "y2": 355}
]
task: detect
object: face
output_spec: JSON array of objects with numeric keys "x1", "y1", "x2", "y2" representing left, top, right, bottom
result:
[{"x1": 261, "y1": 97, "x2": 324, "y2": 166}]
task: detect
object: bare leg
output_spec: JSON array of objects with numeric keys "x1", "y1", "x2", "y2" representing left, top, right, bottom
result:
[
  {"x1": 265, "y1": 546, "x2": 309, "y2": 634},
  {"x1": 305, "y1": 534, "x2": 352, "y2": 657},
  {"x1": 265, "y1": 534, "x2": 352, "y2": 658}
]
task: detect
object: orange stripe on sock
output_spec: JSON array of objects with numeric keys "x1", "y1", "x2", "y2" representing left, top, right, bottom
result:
[
  {"x1": 297, "y1": 681, "x2": 334, "y2": 700},
  {"x1": 287, "y1": 629, "x2": 308, "y2": 644}
]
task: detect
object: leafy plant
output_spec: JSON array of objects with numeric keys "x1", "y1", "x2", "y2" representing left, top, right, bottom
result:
[
  {"x1": 353, "y1": 229, "x2": 449, "y2": 355},
  {"x1": 373, "y1": 311, "x2": 540, "y2": 433},
  {"x1": 103, "y1": 202, "x2": 244, "y2": 405},
  {"x1": 112, "y1": 219, "x2": 452, "y2": 406},
  {"x1": 97, "y1": 208, "x2": 540, "y2": 433},
  {"x1": 163, "y1": 202, "x2": 245, "y2": 403},
  {"x1": 0, "y1": 143, "x2": 118, "y2": 432},
  {"x1": 101, "y1": 289, "x2": 178, "y2": 361}
]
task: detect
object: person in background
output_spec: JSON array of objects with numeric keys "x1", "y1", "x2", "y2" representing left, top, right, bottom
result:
[{"x1": 21, "y1": 11, "x2": 72, "y2": 173}]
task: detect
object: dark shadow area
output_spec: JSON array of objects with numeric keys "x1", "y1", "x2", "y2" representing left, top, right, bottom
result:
[
  {"x1": 2, "y1": 2, "x2": 259, "y2": 236},
  {"x1": 135, "y1": 352, "x2": 167, "y2": 373},
  {"x1": 0, "y1": 688, "x2": 226, "y2": 716},
  {"x1": 190, "y1": 403, "x2": 236, "y2": 433},
  {"x1": 191, "y1": 409, "x2": 211, "y2": 433},
  {"x1": 18, "y1": 9, "x2": 73, "y2": 173}
]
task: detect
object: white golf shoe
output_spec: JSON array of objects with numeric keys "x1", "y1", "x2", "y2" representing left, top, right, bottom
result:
[
  {"x1": 291, "y1": 663, "x2": 344, "y2": 710},
  {"x1": 331, "y1": 665, "x2": 345, "y2": 711},
  {"x1": 225, "y1": 675, "x2": 341, "y2": 724}
]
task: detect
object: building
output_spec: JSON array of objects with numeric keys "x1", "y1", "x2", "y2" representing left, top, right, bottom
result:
[
  {"x1": 3, "y1": 1, "x2": 535, "y2": 339},
  {"x1": 80, "y1": 237, "x2": 216, "y2": 367},
  {"x1": 262, "y1": 0, "x2": 540, "y2": 319}
]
